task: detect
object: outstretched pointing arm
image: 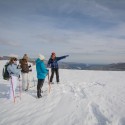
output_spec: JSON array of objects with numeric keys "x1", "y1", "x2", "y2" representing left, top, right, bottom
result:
[{"x1": 57, "y1": 55, "x2": 69, "y2": 61}]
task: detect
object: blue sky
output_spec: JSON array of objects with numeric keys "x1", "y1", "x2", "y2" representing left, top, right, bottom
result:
[{"x1": 0, "y1": 0, "x2": 125, "y2": 64}]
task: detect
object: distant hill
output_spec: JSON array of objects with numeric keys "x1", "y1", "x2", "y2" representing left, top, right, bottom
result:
[
  {"x1": 0, "y1": 56, "x2": 10, "y2": 60},
  {"x1": 0, "y1": 56, "x2": 125, "y2": 71},
  {"x1": 58, "y1": 62, "x2": 125, "y2": 71}
]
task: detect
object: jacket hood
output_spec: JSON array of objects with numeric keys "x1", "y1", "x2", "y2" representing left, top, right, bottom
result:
[{"x1": 36, "y1": 58, "x2": 43, "y2": 64}]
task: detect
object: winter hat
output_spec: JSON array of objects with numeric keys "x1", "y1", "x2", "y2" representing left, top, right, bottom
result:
[
  {"x1": 23, "y1": 54, "x2": 29, "y2": 61},
  {"x1": 52, "y1": 52, "x2": 56, "y2": 55},
  {"x1": 39, "y1": 54, "x2": 45, "y2": 60}
]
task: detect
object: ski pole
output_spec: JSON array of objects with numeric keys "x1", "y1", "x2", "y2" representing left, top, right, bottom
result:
[
  {"x1": 27, "y1": 74, "x2": 29, "y2": 90},
  {"x1": 33, "y1": 77, "x2": 35, "y2": 87},
  {"x1": 11, "y1": 77, "x2": 15, "y2": 103},
  {"x1": 48, "y1": 71, "x2": 51, "y2": 93},
  {"x1": 19, "y1": 79, "x2": 22, "y2": 100}
]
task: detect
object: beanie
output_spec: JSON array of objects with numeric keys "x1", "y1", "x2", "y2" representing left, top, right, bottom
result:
[
  {"x1": 39, "y1": 54, "x2": 45, "y2": 60},
  {"x1": 23, "y1": 54, "x2": 29, "y2": 61}
]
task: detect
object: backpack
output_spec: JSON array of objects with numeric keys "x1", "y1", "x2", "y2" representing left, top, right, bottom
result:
[{"x1": 3, "y1": 63, "x2": 10, "y2": 80}]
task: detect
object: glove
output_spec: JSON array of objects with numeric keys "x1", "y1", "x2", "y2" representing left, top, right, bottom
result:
[
  {"x1": 65, "y1": 55, "x2": 69, "y2": 57},
  {"x1": 29, "y1": 69, "x2": 32, "y2": 72},
  {"x1": 29, "y1": 65, "x2": 31, "y2": 68}
]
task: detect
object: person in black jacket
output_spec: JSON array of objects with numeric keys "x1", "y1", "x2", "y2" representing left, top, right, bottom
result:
[{"x1": 47, "y1": 52, "x2": 69, "y2": 84}]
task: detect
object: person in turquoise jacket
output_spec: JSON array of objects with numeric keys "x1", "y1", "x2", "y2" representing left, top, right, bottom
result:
[{"x1": 36, "y1": 54, "x2": 48, "y2": 98}]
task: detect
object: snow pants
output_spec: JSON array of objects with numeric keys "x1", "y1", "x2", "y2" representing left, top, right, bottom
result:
[
  {"x1": 37, "y1": 79, "x2": 44, "y2": 98},
  {"x1": 21, "y1": 73, "x2": 29, "y2": 91},
  {"x1": 50, "y1": 68, "x2": 59, "y2": 82},
  {"x1": 9, "y1": 76, "x2": 18, "y2": 100}
]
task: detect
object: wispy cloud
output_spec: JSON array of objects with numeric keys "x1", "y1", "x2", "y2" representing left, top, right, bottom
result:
[
  {"x1": 0, "y1": 38, "x2": 20, "y2": 47},
  {"x1": 0, "y1": 0, "x2": 125, "y2": 63}
]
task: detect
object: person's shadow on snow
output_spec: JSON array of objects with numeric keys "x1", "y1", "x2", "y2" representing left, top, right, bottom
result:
[{"x1": 0, "y1": 83, "x2": 9, "y2": 99}]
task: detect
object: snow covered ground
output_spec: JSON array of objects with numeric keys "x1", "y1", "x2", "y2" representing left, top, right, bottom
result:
[{"x1": 0, "y1": 60, "x2": 125, "y2": 125}]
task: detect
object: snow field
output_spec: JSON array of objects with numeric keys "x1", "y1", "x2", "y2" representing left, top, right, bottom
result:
[{"x1": 0, "y1": 60, "x2": 125, "y2": 125}]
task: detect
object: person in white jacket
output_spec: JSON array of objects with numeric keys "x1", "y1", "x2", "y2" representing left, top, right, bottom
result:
[{"x1": 7, "y1": 57, "x2": 21, "y2": 100}]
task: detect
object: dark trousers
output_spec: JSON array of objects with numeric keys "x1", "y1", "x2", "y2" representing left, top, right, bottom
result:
[
  {"x1": 50, "y1": 68, "x2": 59, "y2": 82},
  {"x1": 37, "y1": 79, "x2": 44, "y2": 97}
]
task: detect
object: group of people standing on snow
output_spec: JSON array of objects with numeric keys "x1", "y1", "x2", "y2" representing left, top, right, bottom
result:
[
  {"x1": 5, "y1": 52, "x2": 69, "y2": 100},
  {"x1": 36, "y1": 52, "x2": 69, "y2": 98},
  {"x1": 6, "y1": 54, "x2": 31, "y2": 100}
]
